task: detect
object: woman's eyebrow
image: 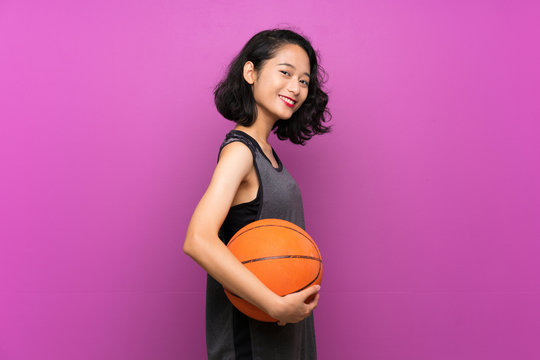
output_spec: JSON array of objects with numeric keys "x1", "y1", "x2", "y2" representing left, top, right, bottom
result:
[{"x1": 277, "y1": 63, "x2": 310, "y2": 78}]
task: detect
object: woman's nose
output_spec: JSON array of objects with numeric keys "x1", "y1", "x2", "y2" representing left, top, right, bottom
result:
[{"x1": 287, "y1": 78, "x2": 300, "y2": 95}]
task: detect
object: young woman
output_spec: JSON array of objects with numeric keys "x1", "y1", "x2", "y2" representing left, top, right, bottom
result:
[{"x1": 184, "y1": 28, "x2": 331, "y2": 360}]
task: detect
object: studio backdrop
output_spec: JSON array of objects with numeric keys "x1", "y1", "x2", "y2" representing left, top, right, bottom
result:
[{"x1": 1, "y1": 0, "x2": 539, "y2": 359}]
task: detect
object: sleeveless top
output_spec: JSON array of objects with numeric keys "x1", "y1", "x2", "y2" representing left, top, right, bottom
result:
[{"x1": 205, "y1": 130, "x2": 317, "y2": 360}]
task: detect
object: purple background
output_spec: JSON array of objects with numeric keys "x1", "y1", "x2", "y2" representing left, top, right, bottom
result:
[{"x1": 1, "y1": 0, "x2": 539, "y2": 359}]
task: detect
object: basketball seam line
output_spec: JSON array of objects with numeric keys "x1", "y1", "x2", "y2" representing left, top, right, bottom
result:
[
  {"x1": 241, "y1": 255, "x2": 322, "y2": 264},
  {"x1": 228, "y1": 224, "x2": 321, "y2": 259},
  {"x1": 225, "y1": 260, "x2": 322, "y2": 299}
]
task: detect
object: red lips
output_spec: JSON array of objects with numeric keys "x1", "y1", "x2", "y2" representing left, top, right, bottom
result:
[{"x1": 279, "y1": 95, "x2": 296, "y2": 108}]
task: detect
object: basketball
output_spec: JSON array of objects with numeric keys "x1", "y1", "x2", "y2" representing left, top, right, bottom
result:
[{"x1": 224, "y1": 218, "x2": 323, "y2": 322}]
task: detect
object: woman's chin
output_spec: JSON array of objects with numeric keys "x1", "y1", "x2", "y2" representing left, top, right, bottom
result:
[{"x1": 279, "y1": 112, "x2": 294, "y2": 121}]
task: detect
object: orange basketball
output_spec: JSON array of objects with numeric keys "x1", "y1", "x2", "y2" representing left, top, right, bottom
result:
[{"x1": 224, "y1": 218, "x2": 323, "y2": 322}]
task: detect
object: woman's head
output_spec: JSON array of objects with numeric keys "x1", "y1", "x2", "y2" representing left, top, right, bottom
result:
[{"x1": 214, "y1": 28, "x2": 331, "y2": 145}]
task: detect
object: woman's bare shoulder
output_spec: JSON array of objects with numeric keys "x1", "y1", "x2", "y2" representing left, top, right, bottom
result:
[{"x1": 218, "y1": 139, "x2": 253, "y2": 165}]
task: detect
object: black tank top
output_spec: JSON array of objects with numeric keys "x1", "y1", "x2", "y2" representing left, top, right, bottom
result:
[
  {"x1": 219, "y1": 184, "x2": 261, "y2": 244},
  {"x1": 205, "y1": 130, "x2": 317, "y2": 360}
]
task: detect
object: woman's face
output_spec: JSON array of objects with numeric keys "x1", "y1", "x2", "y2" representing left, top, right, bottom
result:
[{"x1": 244, "y1": 44, "x2": 311, "y2": 123}]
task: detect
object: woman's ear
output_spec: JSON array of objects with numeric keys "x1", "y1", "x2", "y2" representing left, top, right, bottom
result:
[{"x1": 243, "y1": 61, "x2": 257, "y2": 85}]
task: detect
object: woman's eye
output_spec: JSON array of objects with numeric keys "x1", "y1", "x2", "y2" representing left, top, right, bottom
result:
[{"x1": 281, "y1": 70, "x2": 309, "y2": 86}]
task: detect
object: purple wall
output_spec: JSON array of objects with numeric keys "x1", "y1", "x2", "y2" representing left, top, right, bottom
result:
[{"x1": 1, "y1": 0, "x2": 539, "y2": 359}]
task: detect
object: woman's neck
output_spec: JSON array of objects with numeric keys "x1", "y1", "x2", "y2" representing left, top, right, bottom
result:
[{"x1": 234, "y1": 120, "x2": 276, "y2": 148}]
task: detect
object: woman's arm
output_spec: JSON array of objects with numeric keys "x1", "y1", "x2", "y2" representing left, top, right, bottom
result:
[{"x1": 183, "y1": 141, "x2": 319, "y2": 324}]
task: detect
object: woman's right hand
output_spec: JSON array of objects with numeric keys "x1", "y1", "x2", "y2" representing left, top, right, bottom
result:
[{"x1": 269, "y1": 285, "x2": 321, "y2": 326}]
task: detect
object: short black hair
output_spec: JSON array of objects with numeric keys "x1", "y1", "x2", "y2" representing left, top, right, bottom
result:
[{"x1": 213, "y1": 27, "x2": 332, "y2": 145}]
